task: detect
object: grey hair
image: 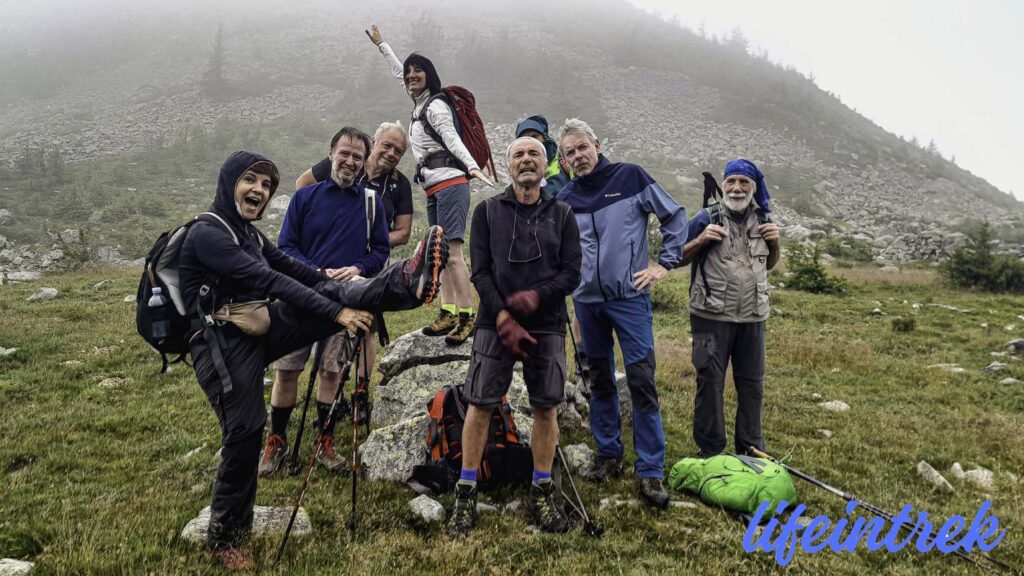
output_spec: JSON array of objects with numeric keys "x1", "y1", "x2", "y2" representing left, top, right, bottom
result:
[
  {"x1": 373, "y1": 120, "x2": 408, "y2": 144},
  {"x1": 558, "y1": 117, "x2": 599, "y2": 144},
  {"x1": 506, "y1": 136, "x2": 546, "y2": 160}
]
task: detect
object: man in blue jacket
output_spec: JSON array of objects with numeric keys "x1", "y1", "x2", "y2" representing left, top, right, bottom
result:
[
  {"x1": 557, "y1": 118, "x2": 687, "y2": 509},
  {"x1": 260, "y1": 127, "x2": 391, "y2": 477}
]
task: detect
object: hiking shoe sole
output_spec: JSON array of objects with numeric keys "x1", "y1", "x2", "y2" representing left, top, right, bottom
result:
[{"x1": 417, "y1": 225, "x2": 448, "y2": 304}]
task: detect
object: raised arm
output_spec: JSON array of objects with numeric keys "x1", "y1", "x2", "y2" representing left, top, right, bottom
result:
[{"x1": 366, "y1": 25, "x2": 405, "y2": 84}]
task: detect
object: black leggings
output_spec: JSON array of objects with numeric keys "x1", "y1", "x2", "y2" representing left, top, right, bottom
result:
[{"x1": 191, "y1": 263, "x2": 419, "y2": 548}]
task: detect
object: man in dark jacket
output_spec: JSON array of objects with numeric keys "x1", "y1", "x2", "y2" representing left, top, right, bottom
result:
[
  {"x1": 557, "y1": 118, "x2": 687, "y2": 509},
  {"x1": 445, "y1": 137, "x2": 581, "y2": 538},
  {"x1": 179, "y1": 151, "x2": 448, "y2": 569}
]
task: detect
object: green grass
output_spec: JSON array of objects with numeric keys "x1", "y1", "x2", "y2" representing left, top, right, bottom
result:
[{"x1": 0, "y1": 266, "x2": 1022, "y2": 574}]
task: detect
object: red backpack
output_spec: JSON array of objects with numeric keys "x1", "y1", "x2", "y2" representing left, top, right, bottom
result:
[
  {"x1": 414, "y1": 86, "x2": 497, "y2": 181},
  {"x1": 408, "y1": 384, "x2": 532, "y2": 495}
]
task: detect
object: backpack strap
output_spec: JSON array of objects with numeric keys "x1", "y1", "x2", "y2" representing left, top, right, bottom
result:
[
  {"x1": 412, "y1": 91, "x2": 468, "y2": 182},
  {"x1": 364, "y1": 185, "x2": 376, "y2": 251},
  {"x1": 196, "y1": 212, "x2": 239, "y2": 245},
  {"x1": 196, "y1": 285, "x2": 234, "y2": 396}
]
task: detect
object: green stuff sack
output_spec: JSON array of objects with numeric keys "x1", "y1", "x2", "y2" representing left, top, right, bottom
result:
[{"x1": 667, "y1": 454, "x2": 796, "y2": 514}]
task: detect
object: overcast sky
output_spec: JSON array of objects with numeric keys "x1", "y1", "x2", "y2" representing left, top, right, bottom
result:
[{"x1": 630, "y1": 0, "x2": 1024, "y2": 201}]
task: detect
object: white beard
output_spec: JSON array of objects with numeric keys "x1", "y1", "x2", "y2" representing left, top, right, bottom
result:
[{"x1": 724, "y1": 190, "x2": 754, "y2": 214}]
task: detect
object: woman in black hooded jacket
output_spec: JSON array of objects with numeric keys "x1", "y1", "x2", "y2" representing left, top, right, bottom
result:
[{"x1": 179, "y1": 151, "x2": 448, "y2": 567}]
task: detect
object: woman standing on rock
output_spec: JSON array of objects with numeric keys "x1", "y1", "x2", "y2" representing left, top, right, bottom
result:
[{"x1": 366, "y1": 24, "x2": 494, "y2": 345}]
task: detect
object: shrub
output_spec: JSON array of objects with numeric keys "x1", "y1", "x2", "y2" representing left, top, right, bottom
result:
[
  {"x1": 940, "y1": 222, "x2": 1024, "y2": 294},
  {"x1": 784, "y1": 244, "x2": 847, "y2": 295}
]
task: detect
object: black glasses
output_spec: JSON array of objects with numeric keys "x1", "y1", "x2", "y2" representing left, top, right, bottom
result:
[{"x1": 508, "y1": 205, "x2": 542, "y2": 264}]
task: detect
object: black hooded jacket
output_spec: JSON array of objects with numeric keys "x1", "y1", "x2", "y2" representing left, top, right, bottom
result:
[{"x1": 179, "y1": 151, "x2": 343, "y2": 321}]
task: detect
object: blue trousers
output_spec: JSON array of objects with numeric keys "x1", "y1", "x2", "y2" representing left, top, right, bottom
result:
[{"x1": 575, "y1": 294, "x2": 665, "y2": 478}]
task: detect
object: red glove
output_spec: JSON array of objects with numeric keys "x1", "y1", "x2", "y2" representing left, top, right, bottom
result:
[
  {"x1": 497, "y1": 315, "x2": 537, "y2": 361},
  {"x1": 505, "y1": 290, "x2": 540, "y2": 317}
]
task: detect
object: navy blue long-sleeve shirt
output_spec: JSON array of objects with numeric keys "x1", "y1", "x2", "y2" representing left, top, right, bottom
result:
[{"x1": 278, "y1": 178, "x2": 390, "y2": 276}]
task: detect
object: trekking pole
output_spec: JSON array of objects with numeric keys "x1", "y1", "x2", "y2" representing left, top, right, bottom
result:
[
  {"x1": 349, "y1": 334, "x2": 367, "y2": 537},
  {"x1": 287, "y1": 339, "x2": 328, "y2": 475},
  {"x1": 566, "y1": 319, "x2": 591, "y2": 398},
  {"x1": 555, "y1": 443, "x2": 603, "y2": 538},
  {"x1": 274, "y1": 330, "x2": 364, "y2": 567},
  {"x1": 749, "y1": 448, "x2": 1015, "y2": 574}
]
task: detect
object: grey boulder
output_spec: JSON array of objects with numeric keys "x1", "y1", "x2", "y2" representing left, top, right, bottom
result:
[
  {"x1": 180, "y1": 505, "x2": 310, "y2": 543},
  {"x1": 359, "y1": 414, "x2": 429, "y2": 482}
]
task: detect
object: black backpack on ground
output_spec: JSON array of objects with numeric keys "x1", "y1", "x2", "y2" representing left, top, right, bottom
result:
[
  {"x1": 135, "y1": 212, "x2": 252, "y2": 372},
  {"x1": 408, "y1": 384, "x2": 533, "y2": 495}
]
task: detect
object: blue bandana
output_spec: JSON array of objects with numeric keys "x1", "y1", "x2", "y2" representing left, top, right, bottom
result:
[{"x1": 724, "y1": 159, "x2": 771, "y2": 213}]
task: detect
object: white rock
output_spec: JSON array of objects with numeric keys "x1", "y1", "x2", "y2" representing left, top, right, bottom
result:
[
  {"x1": 917, "y1": 461, "x2": 955, "y2": 493},
  {"x1": 62, "y1": 360, "x2": 81, "y2": 366},
  {"x1": 123, "y1": 295, "x2": 135, "y2": 302},
  {"x1": 0, "y1": 559, "x2": 34, "y2": 576},
  {"x1": 669, "y1": 501, "x2": 698, "y2": 509},
  {"x1": 476, "y1": 502, "x2": 499, "y2": 513},
  {"x1": 359, "y1": 415, "x2": 429, "y2": 482},
  {"x1": 269, "y1": 194, "x2": 291, "y2": 211},
  {"x1": 90, "y1": 281, "x2": 108, "y2": 291},
  {"x1": 98, "y1": 377, "x2": 129, "y2": 389},
  {"x1": 408, "y1": 495, "x2": 446, "y2": 523},
  {"x1": 980, "y1": 361, "x2": 1006, "y2": 374},
  {"x1": 870, "y1": 308, "x2": 885, "y2": 316},
  {"x1": 181, "y1": 505, "x2": 310, "y2": 543},
  {"x1": 999, "y1": 377, "x2": 1021, "y2": 385},
  {"x1": 818, "y1": 429, "x2": 834, "y2": 439},
  {"x1": 59, "y1": 229, "x2": 80, "y2": 244},
  {"x1": 811, "y1": 393, "x2": 822, "y2": 400},
  {"x1": 818, "y1": 400, "x2": 850, "y2": 412},
  {"x1": 0, "y1": 347, "x2": 17, "y2": 357},
  {"x1": 183, "y1": 443, "x2": 208, "y2": 459},
  {"x1": 950, "y1": 462, "x2": 966, "y2": 479},
  {"x1": 26, "y1": 287, "x2": 58, "y2": 301},
  {"x1": 599, "y1": 495, "x2": 639, "y2": 510},
  {"x1": 926, "y1": 363, "x2": 966, "y2": 374}
]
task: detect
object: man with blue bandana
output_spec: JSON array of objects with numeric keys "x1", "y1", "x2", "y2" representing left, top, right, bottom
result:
[{"x1": 681, "y1": 159, "x2": 781, "y2": 457}]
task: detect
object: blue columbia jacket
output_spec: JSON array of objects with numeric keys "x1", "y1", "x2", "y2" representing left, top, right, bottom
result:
[{"x1": 557, "y1": 155, "x2": 687, "y2": 303}]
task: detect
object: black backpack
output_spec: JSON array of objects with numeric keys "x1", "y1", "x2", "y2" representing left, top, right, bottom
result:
[
  {"x1": 408, "y1": 384, "x2": 533, "y2": 495},
  {"x1": 135, "y1": 212, "x2": 252, "y2": 372}
]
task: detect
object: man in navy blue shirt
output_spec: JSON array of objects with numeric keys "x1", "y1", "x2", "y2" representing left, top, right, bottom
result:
[{"x1": 260, "y1": 127, "x2": 390, "y2": 476}]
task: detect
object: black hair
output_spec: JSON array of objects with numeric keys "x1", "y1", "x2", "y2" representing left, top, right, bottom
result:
[
  {"x1": 402, "y1": 52, "x2": 442, "y2": 95},
  {"x1": 329, "y1": 126, "x2": 372, "y2": 158}
]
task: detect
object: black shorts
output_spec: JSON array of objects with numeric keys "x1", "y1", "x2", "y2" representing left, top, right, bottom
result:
[{"x1": 462, "y1": 328, "x2": 566, "y2": 409}]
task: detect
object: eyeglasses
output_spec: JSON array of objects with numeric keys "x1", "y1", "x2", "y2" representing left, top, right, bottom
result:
[{"x1": 508, "y1": 205, "x2": 542, "y2": 264}]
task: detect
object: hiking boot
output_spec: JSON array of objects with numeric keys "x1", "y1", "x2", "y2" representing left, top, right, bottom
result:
[
  {"x1": 445, "y1": 481, "x2": 478, "y2": 538},
  {"x1": 209, "y1": 547, "x2": 255, "y2": 571},
  {"x1": 404, "y1": 225, "x2": 448, "y2": 304},
  {"x1": 315, "y1": 435, "x2": 347, "y2": 473},
  {"x1": 588, "y1": 456, "x2": 624, "y2": 482},
  {"x1": 527, "y1": 480, "x2": 569, "y2": 533},
  {"x1": 258, "y1": 434, "x2": 288, "y2": 477},
  {"x1": 423, "y1": 308, "x2": 458, "y2": 336},
  {"x1": 444, "y1": 313, "x2": 476, "y2": 345},
  {"x1": 637, "y1": 477, "x2": 670, "y2": 510}
]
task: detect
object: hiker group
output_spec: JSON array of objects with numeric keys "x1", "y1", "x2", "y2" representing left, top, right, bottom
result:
[{"x1": 137, "y1": 23, "x2": 781, "y2": 568}]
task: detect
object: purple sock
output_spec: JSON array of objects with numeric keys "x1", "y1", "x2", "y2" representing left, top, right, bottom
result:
[
  {"x1": 460, "y1": 468, "x2": 478, "y2": 483},
  {"x1": 533, "y1": 469, "x2": 552, "y2": 484}
]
